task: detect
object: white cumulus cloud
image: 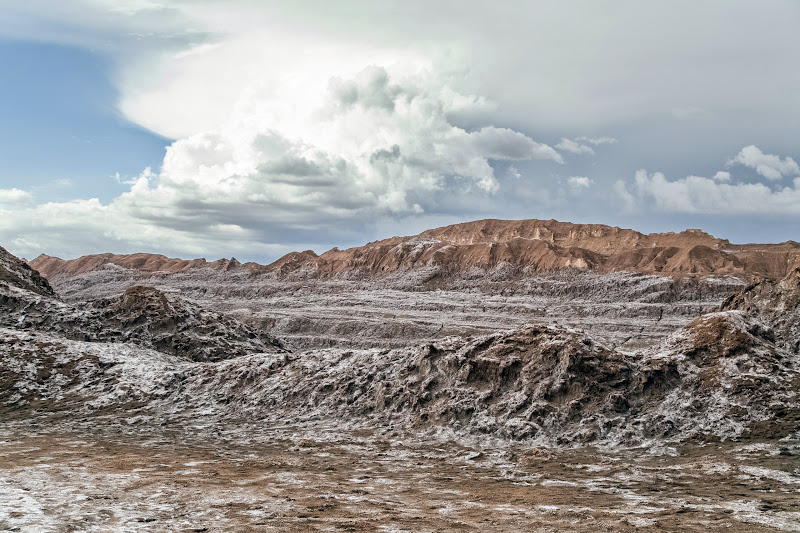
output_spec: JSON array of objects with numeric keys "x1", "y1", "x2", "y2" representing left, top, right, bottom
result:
[
  {"x1": 567, "y1": 176, "x2": 593, "y2": 189},
  {"x1": 556, "y1": 138, "x2": 594, "y2": 155},
  {"x1": 712, "y1": 171, "x2": 731, "y2": 182},
  {"x1": 0, "y1": 63, "x2": 562, "y2": 259},
  {"x1": 729, "y1": 145, "x2": 799, "y2": 181},
  {"x1": 0, "y1": 188, "x2": 33, "y2": 206},
  {"x1": 615, "y1": 170, "x2": 800, "y2": 215}
]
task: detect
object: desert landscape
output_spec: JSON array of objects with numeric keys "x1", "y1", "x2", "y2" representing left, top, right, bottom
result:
[
  {"x1": 3, "y1": 2, "x2": 798, "y2": 530},
  {"x1": 1, "y1": 219, "x2": 799, "y2": 531}
]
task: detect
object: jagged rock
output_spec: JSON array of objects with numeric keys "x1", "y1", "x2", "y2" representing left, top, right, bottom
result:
[
  {"x1": 627, "y1": 310, "x2": 799, "y2": 442},
  {"x1": 721, "y1": 267, "x2": 800, "y2": 353},
  {"x1": 1, "y1": 245, "x2": 56, "y2": 297},
  {"x1": 179, "y1": 325, "x2": 634, "y2": 442},
  {"x1": 2, "y1": 239, "x2": 799, "y2": 446},
  {"x1": 84, "y1": 286, "x2": 285, "y2": 361},
  {"x1": 4, "y1": 312, "x2": 797, "y2": 445}
]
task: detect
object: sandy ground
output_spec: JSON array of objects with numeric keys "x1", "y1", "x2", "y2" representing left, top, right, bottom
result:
[{"x1": 1, "y1": 419, "x2": 798, "y2": 532}]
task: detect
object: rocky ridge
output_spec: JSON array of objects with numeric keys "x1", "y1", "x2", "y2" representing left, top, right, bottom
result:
[
  {"x1": 28, "y1": 219, "x2": 800, "y2": 281},
  {"x1": 1, "y1": 250, "x2": 283, "y2": 362},
  {"x1": 722, "y1": 268, "x2": 800, "y2": 354}
]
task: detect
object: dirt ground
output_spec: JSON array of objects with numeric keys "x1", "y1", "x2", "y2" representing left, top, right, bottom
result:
[{"x1": 1, "y1": 419, "x2": 798, "y2": 532}]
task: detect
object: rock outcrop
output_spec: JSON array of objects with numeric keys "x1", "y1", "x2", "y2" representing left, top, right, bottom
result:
[
  {"x1": 3, "y1": 308, "x2": 797, "y2": 445},
  {"x1": 83, "y1": 286, "x2": 285, "y2": 361},
  {"x1": 1, "y1": 245, "x2": 55, "y2": 297},
  {"x1": 721, "y1": 268, "x2": 800, "y2": 353},
  {"x1": 1, "y1": 246, "x2": 283, "y2": 362}
]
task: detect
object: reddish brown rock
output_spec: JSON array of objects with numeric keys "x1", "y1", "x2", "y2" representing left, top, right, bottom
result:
[{"x1": 28, "y1": 219, "x2": 800, "y2": 281}]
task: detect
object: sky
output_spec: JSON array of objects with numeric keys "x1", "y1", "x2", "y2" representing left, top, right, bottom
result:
[{"x1": 0, "y1": 1, "x2": 799, "y2": 263}]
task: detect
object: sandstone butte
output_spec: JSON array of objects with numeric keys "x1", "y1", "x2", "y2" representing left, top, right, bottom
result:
[{"x1": 27, "y1": 218, "x2": 800, "y2": 280}]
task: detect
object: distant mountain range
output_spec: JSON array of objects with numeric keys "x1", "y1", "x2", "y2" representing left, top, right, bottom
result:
[{"x1": 28, "y1": 219, "x2": 800, "y2": 280}]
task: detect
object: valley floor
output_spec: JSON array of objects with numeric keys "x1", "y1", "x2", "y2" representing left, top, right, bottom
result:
[{"x1": 1, "y1": 419, "x2": 798, "y2": 532}]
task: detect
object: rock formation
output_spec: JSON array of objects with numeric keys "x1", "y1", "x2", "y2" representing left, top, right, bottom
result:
[
  {"x1": 1, "y1": 244, "x2": 55, "y2": 297},
  {"x1": 28, "y1": 219, "x2": 800, "y2": 281},
  {"x1": 721, "y1": 267, "x2": 800, "y2": 354},
  {"x1": 1, "y1": 248, "x2": 283, "y2": 362},
  {"x1": 83, "y1": 285, "x2": 285, "y2": 361}
]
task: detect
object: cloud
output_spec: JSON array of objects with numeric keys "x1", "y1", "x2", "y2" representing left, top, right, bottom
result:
[
  {"x1": 556, "y1": 138, "x2": 594, "y2": 155},
  {"x1": 0, "y1": 188, "x2": 33, "y2": 206},
  {"x1": 576, "y1": 136, "x2": 618, "y2": 145},
  {"x1": 615, "y1": 169, "x2": 800, "y2": 215},
  {"x1": 614, "y1": 179, "x2": 636, "y2": 212},
  {"x1": 5, "y1": 1, "x2": 800, "y2": 136},
  {"x1": 0, "y1": 195, "x2": 295, "y2": 260},
  {"x1": 4, "y1": 2, "x2": 800, "y2": 257},
  {"x1": 728, "y1": 145, "x2": 799, "y2": 180},
  {"x1": 473, "y1": 128, "x2": 563, "y2": 164},
  {"x1": 712, "y1": 171, "x2": 731, "y2": 182},
  {"x1": 567, "y1": 176, "x2": 592, "y2": 189},
  {"x1": 0, "y1": 64, "x2": 562, "y2": 258}
]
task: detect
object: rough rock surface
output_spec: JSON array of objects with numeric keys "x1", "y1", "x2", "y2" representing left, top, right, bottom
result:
[
  {"x1": 721, "y1": 267, "x2": 800, "y2": 354},
  {"x1": 1, "y1": 248, "x2": 282, "y2": 362},
  {"x1": 4, "y1": 236, "x2": 800, "y2": 531},
  {"x1": 29, "y1": 218, "x2": 800, "y2": 280},
  {"x1": 2, "y1": 311, "x2": 797, "y2": 446},
  {"x1": 81, "y1": 286, "x2": 285, "y2": 361},
  {"x1": 1, "y1": 245, "x2": 55, "y2": 297},
  {"x1": 177, "y1": 306, "x2": 800, "y2": 444},
  {"x1": 630, "y1": 310, "x2": 800, "y2": 442}
]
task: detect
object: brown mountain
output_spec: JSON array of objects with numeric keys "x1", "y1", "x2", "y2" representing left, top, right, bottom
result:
[
  {"x1": 28, "y1": 219, "x2": 800, "y2": 280},
  {"x1": 28, "y1": 252, "x2": 244, "y2": 278}
]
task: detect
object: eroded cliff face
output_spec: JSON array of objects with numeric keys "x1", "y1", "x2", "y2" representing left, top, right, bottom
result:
[{"x1": 28, "y1": 219, "x2": 800, "y2": 281}]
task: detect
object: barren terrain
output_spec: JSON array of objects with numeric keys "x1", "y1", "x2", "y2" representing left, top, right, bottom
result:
[
  {"x1": 2, "y1": 220, "x2": 800, "y2": 531},
  {"x1": 2, "y1": 419, "x2": 799, "y2": 532}
]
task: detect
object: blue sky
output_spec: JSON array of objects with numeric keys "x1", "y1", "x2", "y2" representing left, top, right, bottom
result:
[
  {"x1": 0, "y1": 1, "x2": 799, "y2": 262},
  {"x1": 0, "y1": 39, "x2": 168, "y2": 204}
]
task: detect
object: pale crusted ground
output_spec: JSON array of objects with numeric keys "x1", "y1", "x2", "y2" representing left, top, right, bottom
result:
[{"x1": 0, "y1": 420, "x2": 798, "y2": 532}]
